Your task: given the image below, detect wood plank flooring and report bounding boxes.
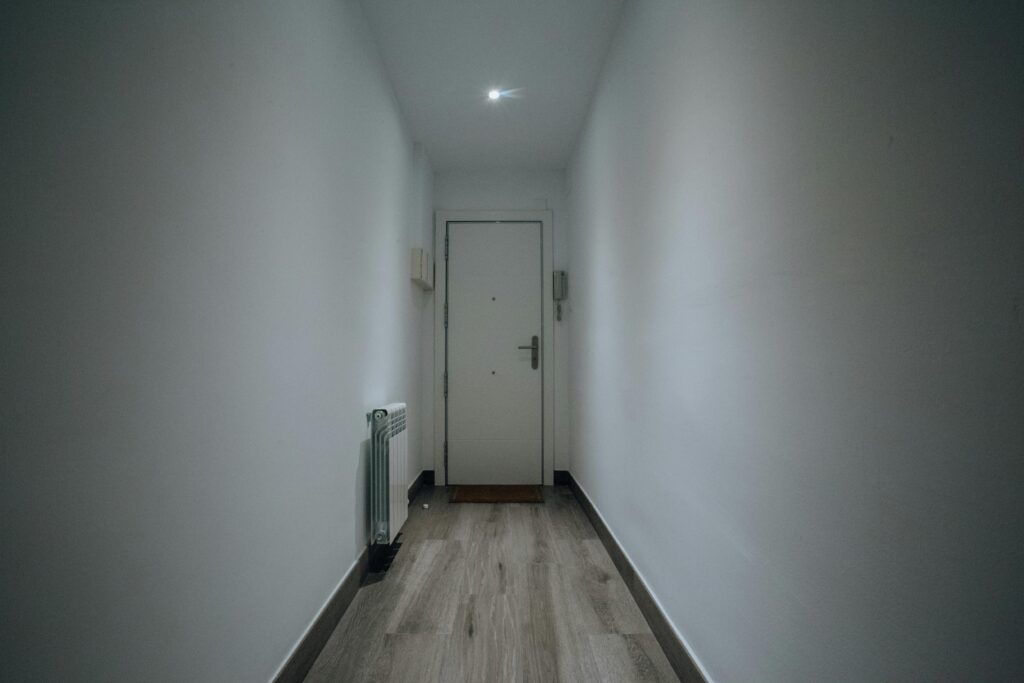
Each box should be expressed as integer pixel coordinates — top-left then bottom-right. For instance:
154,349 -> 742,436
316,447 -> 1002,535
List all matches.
304,486 -> 678,683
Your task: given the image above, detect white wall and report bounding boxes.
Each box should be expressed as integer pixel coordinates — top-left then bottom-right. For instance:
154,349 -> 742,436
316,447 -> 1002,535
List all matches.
413,149 -> 437,478
568,1 -> 1024,681
434,171 -> 571,470
0,2 -> 432,681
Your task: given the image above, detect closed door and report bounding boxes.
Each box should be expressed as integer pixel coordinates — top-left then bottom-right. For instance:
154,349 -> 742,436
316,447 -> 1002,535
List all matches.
446,222 -> 542,484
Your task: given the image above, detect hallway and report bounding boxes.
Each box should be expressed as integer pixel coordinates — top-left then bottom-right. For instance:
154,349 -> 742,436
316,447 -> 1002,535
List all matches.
305,487 -> 677,682
2,1 -> 1022,681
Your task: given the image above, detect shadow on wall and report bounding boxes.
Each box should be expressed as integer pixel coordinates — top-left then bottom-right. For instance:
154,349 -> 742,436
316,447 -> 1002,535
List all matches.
356,437 -> 370,549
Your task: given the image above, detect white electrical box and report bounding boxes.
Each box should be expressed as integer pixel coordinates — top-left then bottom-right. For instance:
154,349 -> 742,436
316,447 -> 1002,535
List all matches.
410,247 -> 434,290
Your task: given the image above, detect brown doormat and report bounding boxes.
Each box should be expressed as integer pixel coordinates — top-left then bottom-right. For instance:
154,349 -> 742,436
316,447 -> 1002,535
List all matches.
450,485 -> 544,504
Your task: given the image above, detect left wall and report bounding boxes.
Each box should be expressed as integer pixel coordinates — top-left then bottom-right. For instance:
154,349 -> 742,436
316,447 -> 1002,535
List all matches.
0,2 -> 432,681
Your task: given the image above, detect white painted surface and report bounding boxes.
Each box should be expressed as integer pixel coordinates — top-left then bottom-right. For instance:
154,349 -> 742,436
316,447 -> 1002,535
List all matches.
434,171 -> 571,471
409,247 -> 434,290
433,211 -> 554,486
377,403 -> 409,545
360,0 -> 625,170
405,146 -> 436,488
414,152 -> 437,481
447,223 -> 544,484
568,1 -> 1024,681
0,2 -> 432,681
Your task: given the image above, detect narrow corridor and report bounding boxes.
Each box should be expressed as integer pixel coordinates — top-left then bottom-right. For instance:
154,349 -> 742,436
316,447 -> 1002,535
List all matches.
3,2 -> 1021,680
306,488 -> 677,682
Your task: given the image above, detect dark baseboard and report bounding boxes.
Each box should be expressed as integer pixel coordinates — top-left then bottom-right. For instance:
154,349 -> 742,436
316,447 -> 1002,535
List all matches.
276,469 -> 437,682
407,469 -> 435,503
566,473 -> 707,683
273,546 -> 369,683
553,469 -> 571,486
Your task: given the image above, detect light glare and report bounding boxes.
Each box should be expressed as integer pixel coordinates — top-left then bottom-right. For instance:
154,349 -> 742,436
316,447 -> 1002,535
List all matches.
488,89 -> 501,100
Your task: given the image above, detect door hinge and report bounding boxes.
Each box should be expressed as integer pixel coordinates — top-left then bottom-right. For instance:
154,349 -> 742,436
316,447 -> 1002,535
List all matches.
443,441 -> 448,468
444,235 -> 449,260
443,301 -> 448,329
443,371 -> 448,398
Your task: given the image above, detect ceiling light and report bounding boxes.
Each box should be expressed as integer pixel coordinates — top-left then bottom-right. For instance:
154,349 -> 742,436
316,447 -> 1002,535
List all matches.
488,89 -> 501,100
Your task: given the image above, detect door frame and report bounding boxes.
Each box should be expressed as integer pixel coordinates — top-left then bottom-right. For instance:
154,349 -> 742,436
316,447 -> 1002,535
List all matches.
433,210 -> 554,486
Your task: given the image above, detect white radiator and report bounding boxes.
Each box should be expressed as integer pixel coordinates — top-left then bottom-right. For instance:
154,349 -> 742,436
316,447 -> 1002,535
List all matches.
370,403 -> 408,546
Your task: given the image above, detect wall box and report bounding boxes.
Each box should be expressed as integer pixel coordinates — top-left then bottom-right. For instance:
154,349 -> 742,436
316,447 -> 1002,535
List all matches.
410,247 -> 434,290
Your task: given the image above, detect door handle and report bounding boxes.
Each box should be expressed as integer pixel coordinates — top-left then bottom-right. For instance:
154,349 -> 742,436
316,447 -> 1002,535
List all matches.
517,335 -> 539,369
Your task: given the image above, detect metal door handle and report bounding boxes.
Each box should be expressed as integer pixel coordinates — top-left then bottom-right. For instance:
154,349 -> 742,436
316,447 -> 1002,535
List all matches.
517,335 -> 539,369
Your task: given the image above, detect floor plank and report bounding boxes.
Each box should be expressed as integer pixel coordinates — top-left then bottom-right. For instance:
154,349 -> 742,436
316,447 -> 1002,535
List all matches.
304,486 -> 679,682
589,633 -> 679,683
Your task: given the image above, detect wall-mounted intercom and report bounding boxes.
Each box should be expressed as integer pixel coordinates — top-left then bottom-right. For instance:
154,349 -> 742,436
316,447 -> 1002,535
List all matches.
553,270 -> 568,300
553,270 -> 568,320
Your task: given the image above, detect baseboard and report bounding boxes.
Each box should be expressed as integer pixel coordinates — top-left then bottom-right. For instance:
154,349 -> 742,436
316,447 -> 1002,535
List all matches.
553,469 -> 571,486
407,469 -> 435,503
565,473 -> 709,683
272,546 -> 369,683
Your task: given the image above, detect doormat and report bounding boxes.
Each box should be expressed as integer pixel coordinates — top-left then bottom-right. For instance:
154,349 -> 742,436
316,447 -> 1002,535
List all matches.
450,485 -> 544,504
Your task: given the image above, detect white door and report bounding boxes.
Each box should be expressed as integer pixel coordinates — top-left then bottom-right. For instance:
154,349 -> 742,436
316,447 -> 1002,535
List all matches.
447,222 -> 543,484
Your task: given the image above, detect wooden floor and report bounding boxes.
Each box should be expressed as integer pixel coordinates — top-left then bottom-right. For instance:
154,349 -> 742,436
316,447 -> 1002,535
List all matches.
305,486 -> 678,683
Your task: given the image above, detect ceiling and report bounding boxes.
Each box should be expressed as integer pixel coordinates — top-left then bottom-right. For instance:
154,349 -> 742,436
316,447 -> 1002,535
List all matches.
360,0 -> 626,171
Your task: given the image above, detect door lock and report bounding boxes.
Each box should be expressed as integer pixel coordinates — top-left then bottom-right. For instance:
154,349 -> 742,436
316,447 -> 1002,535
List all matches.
517,335 -> 539,369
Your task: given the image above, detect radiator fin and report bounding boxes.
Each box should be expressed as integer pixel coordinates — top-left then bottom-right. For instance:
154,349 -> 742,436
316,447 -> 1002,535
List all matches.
370,403 -> 408,546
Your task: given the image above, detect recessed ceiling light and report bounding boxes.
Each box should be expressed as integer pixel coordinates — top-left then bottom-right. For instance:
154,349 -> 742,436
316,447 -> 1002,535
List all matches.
488,89 -> 501,100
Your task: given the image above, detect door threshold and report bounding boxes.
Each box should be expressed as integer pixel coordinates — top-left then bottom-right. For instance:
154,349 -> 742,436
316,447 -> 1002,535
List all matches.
449,485 -> 544,504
